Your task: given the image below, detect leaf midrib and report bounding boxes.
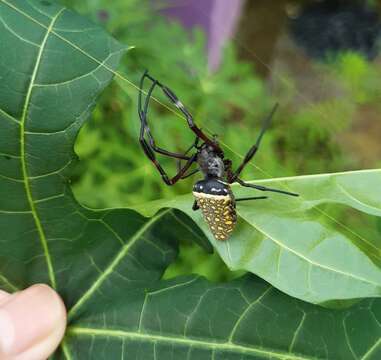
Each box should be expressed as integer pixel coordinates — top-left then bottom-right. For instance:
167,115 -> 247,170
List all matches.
67,209 -> 172,321
19,7 -> 65,289
361,338 -> 381,360
68,326 -> 320,360
237,168 -> 381,185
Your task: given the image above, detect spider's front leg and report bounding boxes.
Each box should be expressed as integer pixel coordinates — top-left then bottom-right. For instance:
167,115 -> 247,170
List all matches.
230,104 -> 278,182
143,72 -> 223,155
177,137 -> 200,179
146,143 -> 197,185
139,71 -> 200,185
139,72 -> 190,161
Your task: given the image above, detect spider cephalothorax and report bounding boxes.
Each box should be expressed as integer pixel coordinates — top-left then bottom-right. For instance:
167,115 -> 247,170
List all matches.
138,71 -> 299,241
197,144 -> 225,178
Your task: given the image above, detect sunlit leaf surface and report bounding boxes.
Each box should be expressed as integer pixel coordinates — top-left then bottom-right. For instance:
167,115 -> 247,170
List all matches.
0,1 -> 380,359
136,169 -> 381,305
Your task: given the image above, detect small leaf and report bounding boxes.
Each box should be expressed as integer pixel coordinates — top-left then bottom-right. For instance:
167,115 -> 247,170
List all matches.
135,169 -> 381,305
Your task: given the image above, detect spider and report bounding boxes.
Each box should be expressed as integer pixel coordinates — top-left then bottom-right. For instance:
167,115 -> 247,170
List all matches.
138,71 -> 299,241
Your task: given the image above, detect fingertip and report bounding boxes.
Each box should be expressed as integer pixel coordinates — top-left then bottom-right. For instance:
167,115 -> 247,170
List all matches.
0,290 -> 10,303
0,284 -> 67,360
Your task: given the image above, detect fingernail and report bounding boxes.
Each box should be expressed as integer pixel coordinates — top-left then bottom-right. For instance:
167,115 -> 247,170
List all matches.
0,284 -> 64,355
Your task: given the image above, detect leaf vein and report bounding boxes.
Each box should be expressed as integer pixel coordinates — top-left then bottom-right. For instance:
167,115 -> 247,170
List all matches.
0,13 -> 40,47
18,6 -> 65,289
360,338 -> 381,360
0,173 -> 24,182
67,209 -> 172,321
69,326 -> 320,360
0,273 -> 18,292
337,183 -> 381,214
289,310 -> 307,352
239,214 -> 381,289
228,286 -> 272,342
0,107 -> 20,124
343,313 -> 359,360
33,48 -> 125,87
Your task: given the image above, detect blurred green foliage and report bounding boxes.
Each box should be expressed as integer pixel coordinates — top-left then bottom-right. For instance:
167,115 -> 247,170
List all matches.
63,0 -> 380,281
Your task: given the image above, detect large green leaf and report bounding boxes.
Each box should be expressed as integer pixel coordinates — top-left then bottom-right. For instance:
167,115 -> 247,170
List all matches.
135,169 -> 381,305
63,274 -> 381,360
1,1 -> 381,359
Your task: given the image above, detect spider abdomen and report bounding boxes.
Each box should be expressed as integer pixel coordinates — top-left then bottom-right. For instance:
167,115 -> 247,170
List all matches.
193,179 -> 237,241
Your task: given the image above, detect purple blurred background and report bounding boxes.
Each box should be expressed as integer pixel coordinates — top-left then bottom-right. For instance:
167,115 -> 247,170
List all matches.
160,0 -> 244,70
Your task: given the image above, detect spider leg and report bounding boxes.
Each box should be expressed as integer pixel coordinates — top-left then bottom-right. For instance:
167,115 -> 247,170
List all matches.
177,137 -> 200,179
229,104 -> 278,182
141,140 -> 197,185
144,72 -> 223,154
180,168 -> 200,179
140,119 -> 198,185
235,178 -> 299,197
139,72 -> 200,185
139,71 -> 190,160
192,200 -> 200,211
167,153 -> 199,185
235,196 -> 268,202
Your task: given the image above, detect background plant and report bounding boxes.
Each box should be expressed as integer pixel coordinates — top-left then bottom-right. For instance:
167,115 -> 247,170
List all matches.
62,0 -> 381,281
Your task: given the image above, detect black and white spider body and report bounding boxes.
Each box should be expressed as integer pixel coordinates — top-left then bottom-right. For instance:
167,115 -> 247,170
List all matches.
138,71 -> 299,241
191,145 -> 236,240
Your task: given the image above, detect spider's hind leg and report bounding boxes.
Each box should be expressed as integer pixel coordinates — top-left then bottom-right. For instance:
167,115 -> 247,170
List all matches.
143,72 -> 223,154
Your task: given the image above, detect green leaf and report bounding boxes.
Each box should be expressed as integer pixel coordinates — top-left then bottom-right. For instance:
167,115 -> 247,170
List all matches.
0,0 -> 128,290
1,1 -> 381,359
63,274 -> 381,360
135,169 -> 381,306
